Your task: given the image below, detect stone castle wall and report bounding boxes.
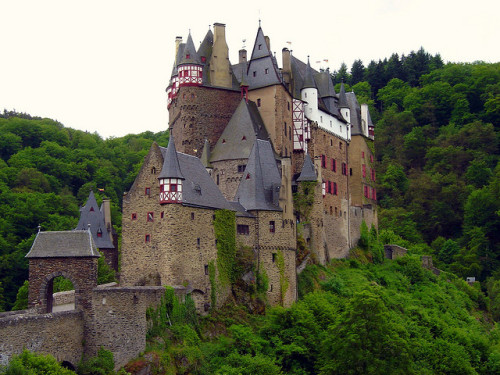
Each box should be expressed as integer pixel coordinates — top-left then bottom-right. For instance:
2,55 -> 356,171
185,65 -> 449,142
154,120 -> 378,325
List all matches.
211,158 -> 246,201
0,310 -> 84,368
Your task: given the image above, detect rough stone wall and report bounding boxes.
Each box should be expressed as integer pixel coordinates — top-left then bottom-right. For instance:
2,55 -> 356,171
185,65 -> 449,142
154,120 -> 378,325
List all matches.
236,216 -> 257,249
348,135 -> 376,207
100,247 -> 118,272
169,86 -> 241,158
28,257 -> 97,313
252,210 -> 296,307
211,158 -> 246,200
85,286 -> 164,369
384,244 -> 408,260
0,310 -> 84,368
349,205 -> 378,248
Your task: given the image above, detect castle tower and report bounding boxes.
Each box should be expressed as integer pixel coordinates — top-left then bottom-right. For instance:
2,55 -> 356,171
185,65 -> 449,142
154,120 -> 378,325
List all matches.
177,32 -> 203,87
301,57 -> 319,121
158,134 -> 184,204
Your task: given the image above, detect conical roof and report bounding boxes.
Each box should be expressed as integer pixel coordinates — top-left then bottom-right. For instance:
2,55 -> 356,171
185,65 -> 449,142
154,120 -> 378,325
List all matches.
197,28 -> 213,61
302,58 -> 316,89
159,133 -> 184,179
179,32 -> 202,65
200,139 -> 212,168
249,26 -> 271,60
297,154 -> 317,182
338,82 -> 349,108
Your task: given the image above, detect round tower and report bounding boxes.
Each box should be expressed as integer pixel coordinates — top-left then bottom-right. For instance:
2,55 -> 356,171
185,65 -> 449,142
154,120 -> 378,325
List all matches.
301,57 -> 319,121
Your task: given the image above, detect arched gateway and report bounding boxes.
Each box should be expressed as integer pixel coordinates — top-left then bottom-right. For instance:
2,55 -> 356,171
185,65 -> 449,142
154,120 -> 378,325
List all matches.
26,230 -> 100,313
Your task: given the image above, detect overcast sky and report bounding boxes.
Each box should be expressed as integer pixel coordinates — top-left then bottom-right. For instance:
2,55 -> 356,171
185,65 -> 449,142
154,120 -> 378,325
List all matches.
1,0 -> 499,139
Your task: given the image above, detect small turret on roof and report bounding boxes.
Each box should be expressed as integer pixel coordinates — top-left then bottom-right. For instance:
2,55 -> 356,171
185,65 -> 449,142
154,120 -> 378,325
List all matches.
159,133 -> 185,180
297,154 -> 317,182
302,57 -> 316,89
338,81 -> 349,108
26,230 -> 100,258
179,31 -> 202,66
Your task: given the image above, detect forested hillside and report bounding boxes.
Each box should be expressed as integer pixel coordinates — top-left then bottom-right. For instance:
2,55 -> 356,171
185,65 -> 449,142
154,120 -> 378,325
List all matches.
0,111 -> 169,309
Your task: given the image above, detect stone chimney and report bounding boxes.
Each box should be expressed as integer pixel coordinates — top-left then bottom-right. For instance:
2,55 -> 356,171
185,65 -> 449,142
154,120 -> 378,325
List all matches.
239,49 -> 247,63
175,36 -> 182,59
210,23 -> 232,88
282,48 -> 292,86
265,36 -> 271,51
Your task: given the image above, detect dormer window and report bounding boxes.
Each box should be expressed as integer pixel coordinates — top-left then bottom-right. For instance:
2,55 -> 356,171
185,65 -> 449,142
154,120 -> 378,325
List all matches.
97,228 -> 102,238
90,207 -> 94,212
201,56 -> 206,63
258,44 -> 262,50
186,54 -> 190,59
147,212 -> 154,222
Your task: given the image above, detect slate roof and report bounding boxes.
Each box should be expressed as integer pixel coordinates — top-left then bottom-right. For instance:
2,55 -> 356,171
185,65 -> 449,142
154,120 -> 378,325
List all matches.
26,230 -> 100,258
297,154 -> 317,182
158,133 -> 184,179
346,92 -> 362,135
302,59 -> 316,89
234,139 -> 282,212
338,82 -> 349,108
158,147 -> 232,210
200,139 -> 211,168
179,32 -> 202,66
75,191 -> 114,249
210,99 -> 269,162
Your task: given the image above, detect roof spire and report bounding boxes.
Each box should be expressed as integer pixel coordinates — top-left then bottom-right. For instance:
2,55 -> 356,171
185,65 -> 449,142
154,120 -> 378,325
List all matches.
338,81 -> 349,108
159,131 -> 184,180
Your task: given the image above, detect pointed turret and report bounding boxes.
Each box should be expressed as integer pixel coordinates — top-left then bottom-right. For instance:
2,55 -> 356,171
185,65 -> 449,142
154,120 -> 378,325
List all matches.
200,139 -> 212,169
338,81 -> 351,123
301,57 -> 319,120
178,31 -> 203,87
159,134 -> 184,204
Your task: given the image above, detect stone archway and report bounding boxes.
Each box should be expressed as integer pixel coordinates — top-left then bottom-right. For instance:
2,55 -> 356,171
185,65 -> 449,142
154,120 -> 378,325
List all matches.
39,270 -> 79,313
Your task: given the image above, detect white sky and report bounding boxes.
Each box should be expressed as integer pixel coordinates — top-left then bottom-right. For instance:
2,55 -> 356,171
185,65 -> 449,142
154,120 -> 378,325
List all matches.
1,0 -> 499,139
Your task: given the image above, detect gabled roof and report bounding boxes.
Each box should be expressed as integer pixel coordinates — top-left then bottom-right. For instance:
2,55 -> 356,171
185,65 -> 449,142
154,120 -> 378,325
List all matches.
234,139 -> 282,211
210,99 -> 269,162
75,191 -> 114,249
297,154 -> 317,182
244,26 -> 282,89
159,134 -> 184,180
26,230 -> 100,258
179,32 -> 202,66
158,147 -> 232,210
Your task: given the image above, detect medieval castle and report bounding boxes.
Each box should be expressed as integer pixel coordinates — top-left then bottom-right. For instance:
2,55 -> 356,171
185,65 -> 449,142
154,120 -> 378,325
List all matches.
0,22 -> 377,368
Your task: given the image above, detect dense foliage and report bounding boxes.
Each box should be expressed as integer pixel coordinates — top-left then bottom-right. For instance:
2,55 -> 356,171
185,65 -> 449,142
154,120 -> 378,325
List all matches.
0,110 -> 169,310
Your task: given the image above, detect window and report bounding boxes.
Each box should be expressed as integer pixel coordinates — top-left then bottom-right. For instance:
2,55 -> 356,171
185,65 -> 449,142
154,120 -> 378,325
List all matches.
370,154 -> 374,163
197,238 -> 200,247
161,211 -> 164,219
321,155 -> 326,168
284,126 -> 287,137
371,168 -> 376,181
362,151 -> 365,158
237,164 -> 246,173
186,54 -> 190,59
322,181 -> 326,196
257,98 -> 261,107
204,265 -> 209,275
147,212 -> 154,222
201,56 -> 206,63
364,185 -> 369,198
288,102 -> 290,110
145,234 -> 150,243
90,207 -> 94,212
151,167 -> 156,174
265,68 -> 269,74
253,71 -> 257,77
272,253 -> 276,262
237,224 -> 250,235
191,212 -> 195,220
145,187 -> 151,196
289,126 -> 291,140
333,182 -> 338,195
132,213 -> 137,220
170,184 -> 177,192
339,142 -> 342,150
258,44 -> 262,50
331,158 -> 336,172
246,173 -> 251,180
342,163 -> 347,175
97,228 -> 102,238
269,221 -> 275,233
216,174 -> 220,185
362,164 -> 366,178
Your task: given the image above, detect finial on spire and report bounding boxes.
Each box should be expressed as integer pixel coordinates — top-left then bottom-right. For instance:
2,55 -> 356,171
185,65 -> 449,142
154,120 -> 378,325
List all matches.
37,224 -> 41,232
